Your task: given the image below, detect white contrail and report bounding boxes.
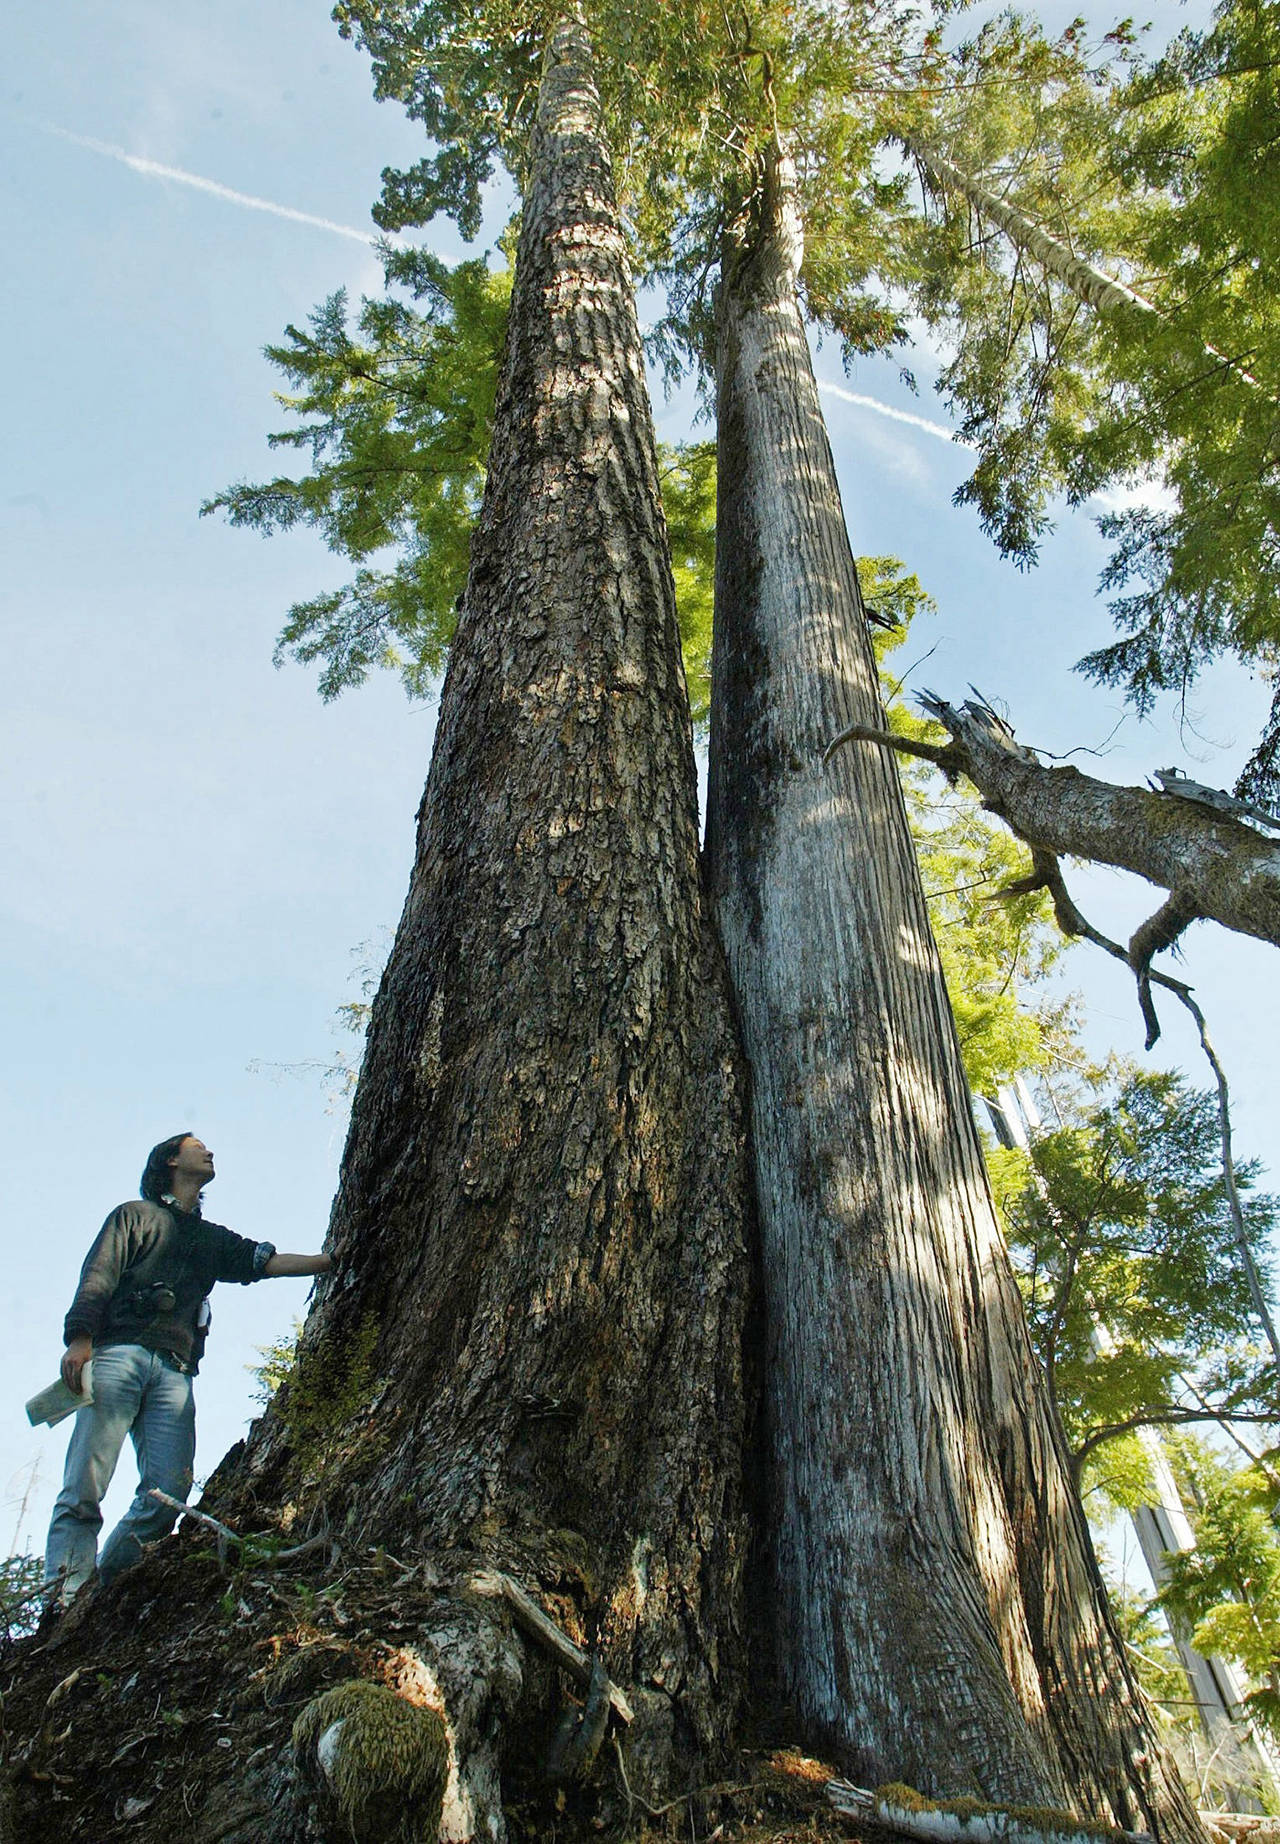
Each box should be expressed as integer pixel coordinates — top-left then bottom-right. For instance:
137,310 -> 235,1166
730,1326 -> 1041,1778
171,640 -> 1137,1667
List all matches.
47,126 -> 377,244
818,378 -> 974,449
820,375 -> 1177,515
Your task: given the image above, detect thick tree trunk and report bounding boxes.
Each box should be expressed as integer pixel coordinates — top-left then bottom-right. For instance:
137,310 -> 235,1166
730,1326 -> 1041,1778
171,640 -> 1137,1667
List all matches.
705,145 -> 1202,1840
220,6 -> 754,1809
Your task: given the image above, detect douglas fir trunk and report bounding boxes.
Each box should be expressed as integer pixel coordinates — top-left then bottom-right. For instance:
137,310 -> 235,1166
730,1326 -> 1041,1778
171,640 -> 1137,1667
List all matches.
210,14 -> 755,1830
705,146 -> 1203,1842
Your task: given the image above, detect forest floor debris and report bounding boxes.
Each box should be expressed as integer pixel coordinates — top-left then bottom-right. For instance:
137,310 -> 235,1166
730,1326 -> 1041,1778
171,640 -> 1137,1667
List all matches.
0,1522 -> 864,1843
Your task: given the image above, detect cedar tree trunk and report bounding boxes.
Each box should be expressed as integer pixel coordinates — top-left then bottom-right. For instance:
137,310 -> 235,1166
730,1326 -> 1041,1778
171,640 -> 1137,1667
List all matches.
704,145 -> 1203,1842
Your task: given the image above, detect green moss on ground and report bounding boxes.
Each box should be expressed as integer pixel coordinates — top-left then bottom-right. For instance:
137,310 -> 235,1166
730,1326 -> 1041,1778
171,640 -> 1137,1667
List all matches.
293,1677 -> 448,1843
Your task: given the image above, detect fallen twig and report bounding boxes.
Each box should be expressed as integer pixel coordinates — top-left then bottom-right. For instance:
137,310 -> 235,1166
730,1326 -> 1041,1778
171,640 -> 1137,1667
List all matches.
147,1491 -> 338,1569
826,1781 -> 1152,1844
609,1736 -> 763,1826
469,1567 -> 633,1723
148,1489 -> 240,1563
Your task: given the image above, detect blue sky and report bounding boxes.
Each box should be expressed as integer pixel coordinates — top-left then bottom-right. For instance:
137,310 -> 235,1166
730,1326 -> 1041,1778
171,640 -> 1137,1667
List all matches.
4,0 -> 1273,1567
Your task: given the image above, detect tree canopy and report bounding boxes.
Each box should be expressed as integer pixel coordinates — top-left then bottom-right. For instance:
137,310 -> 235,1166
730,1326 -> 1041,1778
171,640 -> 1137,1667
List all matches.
211,0 -> 1280,805
907,0 -> 1280,798
994,1066 -> 1279,1490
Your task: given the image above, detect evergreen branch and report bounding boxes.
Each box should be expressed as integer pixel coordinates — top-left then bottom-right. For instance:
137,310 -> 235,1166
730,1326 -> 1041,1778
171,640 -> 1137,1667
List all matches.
906,138 -> 1269,398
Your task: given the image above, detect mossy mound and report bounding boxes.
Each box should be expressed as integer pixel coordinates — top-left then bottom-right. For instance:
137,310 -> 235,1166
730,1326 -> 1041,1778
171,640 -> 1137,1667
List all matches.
293,1677 -> 448,1844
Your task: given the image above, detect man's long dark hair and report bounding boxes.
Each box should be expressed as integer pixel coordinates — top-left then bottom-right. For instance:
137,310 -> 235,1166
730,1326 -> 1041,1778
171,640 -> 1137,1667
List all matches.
140,1133 -> 195,1205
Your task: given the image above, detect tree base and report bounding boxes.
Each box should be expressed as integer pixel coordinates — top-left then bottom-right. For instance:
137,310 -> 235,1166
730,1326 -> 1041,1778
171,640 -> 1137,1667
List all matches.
0,1526 -> 877,1844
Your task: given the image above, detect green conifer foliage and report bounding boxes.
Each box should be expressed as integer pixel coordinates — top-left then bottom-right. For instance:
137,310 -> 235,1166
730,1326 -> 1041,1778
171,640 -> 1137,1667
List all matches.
203,251 -> 510,698
1159,1438 -> 1280,1743
904,0 -> 1280,798
995,1068 -> 1279,1492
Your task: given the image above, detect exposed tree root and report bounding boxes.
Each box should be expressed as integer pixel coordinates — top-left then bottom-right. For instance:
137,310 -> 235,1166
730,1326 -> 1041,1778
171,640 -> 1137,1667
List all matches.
0,1524 -> 866,1844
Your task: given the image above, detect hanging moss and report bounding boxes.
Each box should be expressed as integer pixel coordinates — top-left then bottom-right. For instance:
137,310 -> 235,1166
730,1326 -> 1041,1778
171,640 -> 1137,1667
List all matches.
293,1678 -> 448,1844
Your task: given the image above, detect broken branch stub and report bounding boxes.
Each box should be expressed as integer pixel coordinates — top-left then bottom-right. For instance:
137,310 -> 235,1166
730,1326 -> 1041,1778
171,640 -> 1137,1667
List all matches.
468,1568 -> 634,1724
826,692 -> 1280,960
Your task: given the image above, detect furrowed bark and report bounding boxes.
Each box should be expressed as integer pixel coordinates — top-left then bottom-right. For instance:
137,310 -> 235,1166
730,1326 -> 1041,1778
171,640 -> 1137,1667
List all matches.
223,7 -> 755,1805
828,694 -> 1280,954
705,143 -> 1202,1840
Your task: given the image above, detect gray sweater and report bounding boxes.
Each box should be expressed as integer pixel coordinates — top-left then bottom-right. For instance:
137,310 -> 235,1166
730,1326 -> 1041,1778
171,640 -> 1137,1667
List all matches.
63,1199 -> 275,1372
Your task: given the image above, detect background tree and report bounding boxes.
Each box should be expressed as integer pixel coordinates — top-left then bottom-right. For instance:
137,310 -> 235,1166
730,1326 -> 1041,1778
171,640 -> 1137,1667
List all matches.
1160,1440 -> 1280,1747
903,0 -> 1280,800
994,1067 -> 1279,1487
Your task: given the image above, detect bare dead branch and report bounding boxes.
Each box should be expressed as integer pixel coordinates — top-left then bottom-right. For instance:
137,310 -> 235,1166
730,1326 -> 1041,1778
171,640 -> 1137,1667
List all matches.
148,1489 -> 239,1547
822,720 -> 958,773
1178,995 -> 1280,1371
992,855 -> 1280,1372
826,693 -> 1280,966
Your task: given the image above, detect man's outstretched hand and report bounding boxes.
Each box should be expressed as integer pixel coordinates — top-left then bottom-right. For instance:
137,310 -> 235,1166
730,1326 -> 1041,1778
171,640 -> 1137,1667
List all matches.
61,1337 -> 92,1394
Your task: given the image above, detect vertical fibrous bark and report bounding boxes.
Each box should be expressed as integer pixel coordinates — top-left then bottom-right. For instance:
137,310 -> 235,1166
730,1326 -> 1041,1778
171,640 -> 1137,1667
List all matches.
706,146 -> 1201,1841
242,12 -> 754,1771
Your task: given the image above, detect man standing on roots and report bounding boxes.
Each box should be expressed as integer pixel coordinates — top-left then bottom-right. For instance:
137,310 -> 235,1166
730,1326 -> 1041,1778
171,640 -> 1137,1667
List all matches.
44,1131 -> 331,1606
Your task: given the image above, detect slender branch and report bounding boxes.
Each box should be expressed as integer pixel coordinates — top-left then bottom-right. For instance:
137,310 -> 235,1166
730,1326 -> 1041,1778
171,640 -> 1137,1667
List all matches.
1178,995 -> 1280,1370
608,1736 -> 761,1826
1178,1373 -> 1280,1488
822,721 -> 958,772
148,1489 -> 239,1546
1006,853 -> 1280,1370
146,1490 -> 338,1568
1072,1407 -> 1280,1474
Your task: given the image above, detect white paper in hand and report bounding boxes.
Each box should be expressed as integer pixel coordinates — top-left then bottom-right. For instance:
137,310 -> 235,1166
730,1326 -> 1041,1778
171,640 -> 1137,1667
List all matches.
26,1359 -> 95,1429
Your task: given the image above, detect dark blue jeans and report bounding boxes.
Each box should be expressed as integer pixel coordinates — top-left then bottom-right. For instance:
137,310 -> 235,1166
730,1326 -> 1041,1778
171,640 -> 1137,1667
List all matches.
44,1344 -> 196,1601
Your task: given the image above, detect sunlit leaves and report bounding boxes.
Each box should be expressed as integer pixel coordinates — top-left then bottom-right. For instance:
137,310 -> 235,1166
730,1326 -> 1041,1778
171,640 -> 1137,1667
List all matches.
996,1066 -> 1279,1495
659,440 -> 716,724
903,0 -> 1280,798
1159,1440 -> 1280,1740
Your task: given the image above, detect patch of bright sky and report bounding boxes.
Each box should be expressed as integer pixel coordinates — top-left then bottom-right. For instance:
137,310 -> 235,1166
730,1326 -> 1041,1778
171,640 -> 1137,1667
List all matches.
3,0 -> 1273,1576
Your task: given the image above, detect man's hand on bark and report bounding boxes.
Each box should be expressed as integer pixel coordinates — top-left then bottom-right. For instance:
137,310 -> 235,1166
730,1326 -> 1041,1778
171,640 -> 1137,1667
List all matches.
61,1337 -> 92,1394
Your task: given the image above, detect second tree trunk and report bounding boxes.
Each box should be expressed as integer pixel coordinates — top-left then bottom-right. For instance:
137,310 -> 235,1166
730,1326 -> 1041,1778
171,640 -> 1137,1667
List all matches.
705,145 -> 1202,1842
